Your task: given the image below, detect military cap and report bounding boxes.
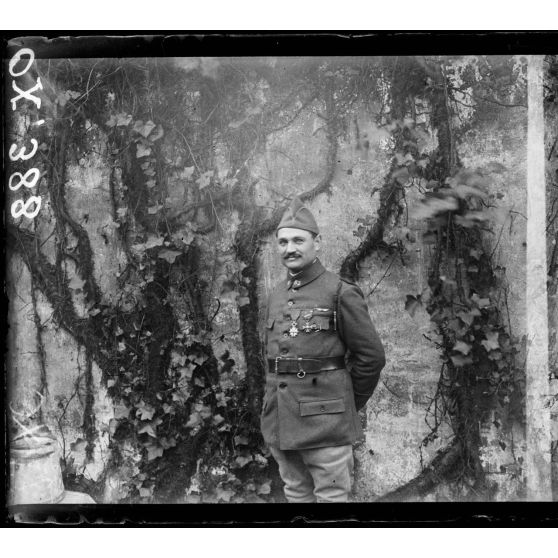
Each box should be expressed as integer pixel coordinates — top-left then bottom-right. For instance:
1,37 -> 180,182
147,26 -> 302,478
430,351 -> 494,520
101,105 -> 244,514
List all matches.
277,196 -> 319,235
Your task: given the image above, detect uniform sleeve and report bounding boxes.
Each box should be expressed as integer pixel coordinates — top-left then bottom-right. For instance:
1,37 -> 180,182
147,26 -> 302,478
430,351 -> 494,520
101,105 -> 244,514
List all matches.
338,282 -> 386,410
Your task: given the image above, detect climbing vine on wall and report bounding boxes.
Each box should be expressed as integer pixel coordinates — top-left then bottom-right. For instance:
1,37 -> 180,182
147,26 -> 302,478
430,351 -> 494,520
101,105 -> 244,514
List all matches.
7,54 -> 536,502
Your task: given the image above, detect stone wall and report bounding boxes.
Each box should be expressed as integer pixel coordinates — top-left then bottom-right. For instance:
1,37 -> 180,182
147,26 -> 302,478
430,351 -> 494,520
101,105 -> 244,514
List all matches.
7,54 -> 555,502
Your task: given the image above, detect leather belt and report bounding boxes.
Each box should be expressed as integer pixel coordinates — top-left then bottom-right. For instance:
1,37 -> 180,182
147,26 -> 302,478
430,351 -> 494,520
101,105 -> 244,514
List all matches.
267,356 -> 345,378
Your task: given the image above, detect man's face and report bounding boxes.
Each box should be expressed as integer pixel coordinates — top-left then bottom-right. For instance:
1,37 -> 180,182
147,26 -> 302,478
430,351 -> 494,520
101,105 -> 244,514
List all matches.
276,228 -> 321,273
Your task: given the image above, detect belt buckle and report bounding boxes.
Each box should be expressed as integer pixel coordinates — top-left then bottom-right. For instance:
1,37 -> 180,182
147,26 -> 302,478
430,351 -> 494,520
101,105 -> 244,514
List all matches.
275,356 -> 281,374
296,358 -> 306,379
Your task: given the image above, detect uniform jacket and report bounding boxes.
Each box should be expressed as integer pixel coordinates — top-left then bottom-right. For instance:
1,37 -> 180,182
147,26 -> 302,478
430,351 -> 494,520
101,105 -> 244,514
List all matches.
261,258 -> 386,450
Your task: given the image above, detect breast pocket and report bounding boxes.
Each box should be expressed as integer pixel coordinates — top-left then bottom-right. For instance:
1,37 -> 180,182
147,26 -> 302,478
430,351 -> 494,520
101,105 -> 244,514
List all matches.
301,309 -> 335,332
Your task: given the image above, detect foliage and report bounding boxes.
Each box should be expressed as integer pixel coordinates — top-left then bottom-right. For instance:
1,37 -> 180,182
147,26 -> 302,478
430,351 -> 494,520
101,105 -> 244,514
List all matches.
7,54 -> 534,502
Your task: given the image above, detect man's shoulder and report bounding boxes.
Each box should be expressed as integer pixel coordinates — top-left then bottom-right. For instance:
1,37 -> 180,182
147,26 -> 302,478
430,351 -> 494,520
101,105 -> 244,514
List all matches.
322,270 -> 359,289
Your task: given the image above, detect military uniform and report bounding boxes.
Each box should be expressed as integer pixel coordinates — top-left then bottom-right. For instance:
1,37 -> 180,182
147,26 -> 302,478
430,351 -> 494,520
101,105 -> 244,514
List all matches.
261,258 -> 386,451
261,197 -> 385,502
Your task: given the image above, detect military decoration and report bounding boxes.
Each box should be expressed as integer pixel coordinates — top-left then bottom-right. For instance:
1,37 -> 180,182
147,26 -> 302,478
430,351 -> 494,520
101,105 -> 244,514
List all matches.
288,321 -> 299,337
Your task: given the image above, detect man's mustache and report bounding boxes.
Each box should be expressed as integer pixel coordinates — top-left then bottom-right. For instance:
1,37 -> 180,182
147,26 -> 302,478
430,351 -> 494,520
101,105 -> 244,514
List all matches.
284,253 -> 300,259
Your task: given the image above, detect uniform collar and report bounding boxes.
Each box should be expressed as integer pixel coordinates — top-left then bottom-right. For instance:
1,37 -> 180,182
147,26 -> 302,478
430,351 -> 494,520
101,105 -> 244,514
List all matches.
285,258 -> 326,290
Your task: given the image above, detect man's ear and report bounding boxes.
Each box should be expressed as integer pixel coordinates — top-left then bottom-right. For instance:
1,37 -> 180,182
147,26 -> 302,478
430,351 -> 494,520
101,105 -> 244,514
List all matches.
314,234 -> 322,251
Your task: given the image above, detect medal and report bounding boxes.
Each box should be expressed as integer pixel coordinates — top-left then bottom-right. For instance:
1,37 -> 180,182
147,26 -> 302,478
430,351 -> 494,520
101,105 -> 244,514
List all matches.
287,309 -> 302,337
301,310 -> 315,334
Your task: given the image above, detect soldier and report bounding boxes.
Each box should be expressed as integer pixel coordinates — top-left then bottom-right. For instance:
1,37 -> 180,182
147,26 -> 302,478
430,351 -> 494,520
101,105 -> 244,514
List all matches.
261,197 -> 386,503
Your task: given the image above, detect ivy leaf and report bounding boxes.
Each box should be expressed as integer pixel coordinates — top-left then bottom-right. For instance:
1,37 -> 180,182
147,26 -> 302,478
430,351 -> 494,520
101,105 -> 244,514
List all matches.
137,418 -> 162,437
234,455 -> 253,468
454,211 -> 490,228
254,454 -> 268,466
453,341 -> 472,355
488,350 -> 503,361
148,124 -> 164,142
133,119 -> 156,138
185,411 -> 201,428
144,235 -> 165,250
216,486 -> 235,503
257,481 -> 271,495
136,143 -> 152,158
450,354 -> 473,367
196,170 -> 213,190
136,402 -> 156,421
57,91 -> 79,107
212,414 -> 225,426
238,296 -> 251,307
69,275 -> 86,291
457,308 -> 480,326
234,435 -> 250,446
178,363 -> 196,380
471,293 -> 490,308
158,249 -> 182,264
146,444 -> 164,461
109,418 -> 119,436
162,403 -> 175,415
116,113 -> 132,127
411,195 -> 459,220
171,350 -> 187,367
161,436 -> 177,450
105,115 -> 117,127
113,401 -> 130,419
481,330 -> 500,352
199,405 -> 212,419
179,166 -> 195,180
172,391 -> 187,404
392,167 -> 410,185
191,354 -> 208,366
453,184 -> 486,199
70,438 -> 87,452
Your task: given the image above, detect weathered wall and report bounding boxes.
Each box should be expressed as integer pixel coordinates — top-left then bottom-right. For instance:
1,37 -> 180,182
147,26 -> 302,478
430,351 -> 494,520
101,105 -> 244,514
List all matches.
7,54 -> 555,502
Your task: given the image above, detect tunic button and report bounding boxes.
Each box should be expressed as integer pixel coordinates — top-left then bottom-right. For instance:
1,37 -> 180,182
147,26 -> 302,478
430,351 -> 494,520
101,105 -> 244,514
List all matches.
320,405 -> 325,412
279,382 -> 287,389
288,301 -> 294,306
283,333 -> 289,338
294,280 -> 301,286
281,348 -> 288,355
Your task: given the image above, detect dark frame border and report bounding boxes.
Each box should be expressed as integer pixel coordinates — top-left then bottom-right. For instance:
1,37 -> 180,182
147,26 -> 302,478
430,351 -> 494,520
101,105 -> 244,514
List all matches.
3,30 -> 558,527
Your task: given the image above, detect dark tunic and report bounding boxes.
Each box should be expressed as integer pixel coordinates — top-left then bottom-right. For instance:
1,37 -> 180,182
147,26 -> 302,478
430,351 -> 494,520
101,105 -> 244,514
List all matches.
261,259 -> 386,450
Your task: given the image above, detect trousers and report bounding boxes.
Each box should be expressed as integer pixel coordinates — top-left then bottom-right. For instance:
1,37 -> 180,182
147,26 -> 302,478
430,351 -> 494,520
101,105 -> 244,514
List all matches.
269,444 -> 354,503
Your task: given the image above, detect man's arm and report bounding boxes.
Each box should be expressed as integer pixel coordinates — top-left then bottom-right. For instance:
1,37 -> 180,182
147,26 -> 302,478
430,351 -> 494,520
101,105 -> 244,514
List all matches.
338,281 -> 386,410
